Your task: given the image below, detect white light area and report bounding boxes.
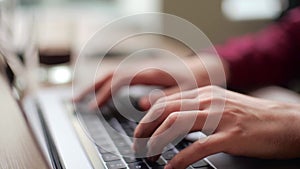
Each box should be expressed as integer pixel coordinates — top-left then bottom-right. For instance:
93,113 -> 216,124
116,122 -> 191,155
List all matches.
114,0 -> 163,35
222,0 -> 283,21
48,65 -> 71,84
116,0 -> 161,14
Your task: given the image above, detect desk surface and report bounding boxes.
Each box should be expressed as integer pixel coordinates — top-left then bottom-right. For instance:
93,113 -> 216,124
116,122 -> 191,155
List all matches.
0,75 -> 49,169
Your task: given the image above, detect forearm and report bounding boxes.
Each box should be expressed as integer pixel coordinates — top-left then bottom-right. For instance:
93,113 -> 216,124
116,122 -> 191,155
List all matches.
216,8 -> 300,90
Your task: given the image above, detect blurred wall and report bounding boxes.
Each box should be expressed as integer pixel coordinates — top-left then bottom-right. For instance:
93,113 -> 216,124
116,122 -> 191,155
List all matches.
163,0 -> 272,44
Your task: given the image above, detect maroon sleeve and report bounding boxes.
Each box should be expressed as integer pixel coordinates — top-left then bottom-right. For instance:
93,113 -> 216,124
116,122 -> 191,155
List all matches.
216,8 -> 300,90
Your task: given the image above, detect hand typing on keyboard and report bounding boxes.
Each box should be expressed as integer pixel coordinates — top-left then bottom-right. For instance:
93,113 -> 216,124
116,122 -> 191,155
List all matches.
74,55 -> 226,111
74,50 -> 300,169
133,86 -> 300,169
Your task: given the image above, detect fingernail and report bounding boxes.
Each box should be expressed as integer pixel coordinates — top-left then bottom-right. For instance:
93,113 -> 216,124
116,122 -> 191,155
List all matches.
139,97 -> 150,110
165,163 -> 173,169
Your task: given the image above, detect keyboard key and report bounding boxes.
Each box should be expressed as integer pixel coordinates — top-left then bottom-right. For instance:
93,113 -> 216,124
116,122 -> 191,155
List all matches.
109,133 -> 125,140
93,134 -> 107,140
158,157 -> 167,165
106,160 -> 127,169
147,165 -> 164,169
107,118 -> 124,133
162,150 -> 177,160
94,139 -> 112,147
98,146 -> 117,154
175,141 -> 190,151
118,146 -> 134,155
164,144 -> 175,151
128,161 -> 149,169
191,160 -> 209,168
123,156 -> 142,163
102,153 -> 121,162
123,127 -> 134,136
114,139 -> 129,148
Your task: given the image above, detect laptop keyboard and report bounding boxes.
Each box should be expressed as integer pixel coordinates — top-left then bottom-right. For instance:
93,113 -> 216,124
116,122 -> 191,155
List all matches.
75,101 -> 214,169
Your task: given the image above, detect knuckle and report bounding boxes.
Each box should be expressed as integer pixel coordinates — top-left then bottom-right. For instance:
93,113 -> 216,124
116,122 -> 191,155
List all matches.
149,102 -> 167,117
197,88 -> 224,100
150,102 -> 164,113
202,91 -> 211,98
162,101 -> 180,114
202,85 -> 220,91
194,139 -> 208,152
199,86 -> 210,93
210,96 -> 225,102
165,101 -> 176,111
194,96 -> 202,103
210,85 -> 221,90
155,97 -> 167,104
197,96 -> 211,104
144,102 -> 168,123
200,86 -> 224,97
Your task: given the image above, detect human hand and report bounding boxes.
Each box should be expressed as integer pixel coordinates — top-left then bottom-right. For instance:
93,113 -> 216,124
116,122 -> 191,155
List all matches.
74,54 -> 228,110
133,86 -> 300,169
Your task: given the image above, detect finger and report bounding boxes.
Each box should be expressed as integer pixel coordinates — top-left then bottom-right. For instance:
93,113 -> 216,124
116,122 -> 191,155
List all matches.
87,71 -> 155,109
88,78 -> 113,109
156,85 -> 220,104
147,110 -> 208,158
166,133 -> 227,169
139,88 -> 225,130
139,86 -> 181,110
157,86 -> 226,111
135,99 -> 200,137
130,69 -> 176,86
155,88 -> 201,104
133,99 -> 201,152
88,72 -> 137,109
87,69 -> 173,109
73,73 -> 113,102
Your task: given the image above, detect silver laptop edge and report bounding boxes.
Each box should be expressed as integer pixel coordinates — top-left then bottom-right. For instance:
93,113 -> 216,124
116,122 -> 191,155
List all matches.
23,88 -> 94,169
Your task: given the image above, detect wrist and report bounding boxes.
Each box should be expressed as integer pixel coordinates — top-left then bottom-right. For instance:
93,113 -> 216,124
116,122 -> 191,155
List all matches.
187,53 -> 230,87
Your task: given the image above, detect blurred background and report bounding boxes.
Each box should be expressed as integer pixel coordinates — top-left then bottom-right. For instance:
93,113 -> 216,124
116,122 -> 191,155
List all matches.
11,0 -> 297,47
1,0 -> 299,93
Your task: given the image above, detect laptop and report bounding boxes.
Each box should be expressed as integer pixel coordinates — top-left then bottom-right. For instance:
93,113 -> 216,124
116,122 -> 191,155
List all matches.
1,52 -> 300,169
